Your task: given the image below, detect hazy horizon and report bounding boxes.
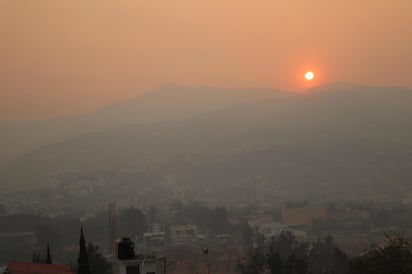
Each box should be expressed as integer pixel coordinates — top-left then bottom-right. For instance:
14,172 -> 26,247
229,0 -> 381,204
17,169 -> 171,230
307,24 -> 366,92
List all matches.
0,81 -> 401,123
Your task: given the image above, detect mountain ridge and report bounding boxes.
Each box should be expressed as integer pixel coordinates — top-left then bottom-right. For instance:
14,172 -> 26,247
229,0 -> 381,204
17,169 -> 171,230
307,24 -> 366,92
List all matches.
0,85 -> 287,166
2,83 -> 412,192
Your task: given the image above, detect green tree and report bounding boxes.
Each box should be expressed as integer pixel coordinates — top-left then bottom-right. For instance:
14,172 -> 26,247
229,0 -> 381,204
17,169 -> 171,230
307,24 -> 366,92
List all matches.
308,235 -> 349,274
32,251 -> 41,263
87,243 -> 112,274
270,230 -> 296,260
210,207 -> 232,234
46,241 -> 52,264
238,220 -> 254,249
147,206 -> 159,223
77,227 -> 91,274
266,231 -> 309,274
117,207 -> 147,238
238,248 -> 265,274
351,233 -> 412,274
283,254 -> 308,274
267,247 -> 283,274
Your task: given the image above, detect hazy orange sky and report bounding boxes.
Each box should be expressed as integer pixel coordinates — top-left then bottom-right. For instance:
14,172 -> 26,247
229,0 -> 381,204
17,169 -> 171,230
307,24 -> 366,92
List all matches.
1,0 -> 411,121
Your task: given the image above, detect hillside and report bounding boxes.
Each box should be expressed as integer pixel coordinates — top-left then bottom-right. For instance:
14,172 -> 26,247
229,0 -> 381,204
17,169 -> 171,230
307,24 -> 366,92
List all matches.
0,85 -> 285,166
1,84 -> 412,204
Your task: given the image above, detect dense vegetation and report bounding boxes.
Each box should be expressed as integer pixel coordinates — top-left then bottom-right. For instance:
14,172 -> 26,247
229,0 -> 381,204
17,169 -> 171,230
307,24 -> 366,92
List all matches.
239,231 -> 412,274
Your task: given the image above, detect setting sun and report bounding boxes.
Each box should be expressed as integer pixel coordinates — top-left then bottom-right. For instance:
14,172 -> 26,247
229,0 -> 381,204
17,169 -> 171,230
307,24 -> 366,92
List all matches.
305,71 -> 315,81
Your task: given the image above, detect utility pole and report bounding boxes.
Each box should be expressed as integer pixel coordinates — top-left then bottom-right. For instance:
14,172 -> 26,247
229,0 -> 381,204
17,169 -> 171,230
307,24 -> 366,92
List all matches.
108,203 -> 117,273
203,247 -> 210,274
207,253 -> 210,274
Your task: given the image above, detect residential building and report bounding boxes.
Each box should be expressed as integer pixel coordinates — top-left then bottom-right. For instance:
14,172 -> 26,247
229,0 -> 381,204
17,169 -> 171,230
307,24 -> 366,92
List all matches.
281,207 -> 327,226
169,225 -> 197,244
144,224 -> 166,247
255,222 -> 288,238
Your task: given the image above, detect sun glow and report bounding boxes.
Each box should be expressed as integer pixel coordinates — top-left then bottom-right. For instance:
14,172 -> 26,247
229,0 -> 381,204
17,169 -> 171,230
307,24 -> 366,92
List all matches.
305,71 -> 314,81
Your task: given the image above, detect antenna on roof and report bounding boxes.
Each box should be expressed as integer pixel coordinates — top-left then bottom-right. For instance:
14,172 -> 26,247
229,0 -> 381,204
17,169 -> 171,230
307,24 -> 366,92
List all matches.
108,203 -> 117,271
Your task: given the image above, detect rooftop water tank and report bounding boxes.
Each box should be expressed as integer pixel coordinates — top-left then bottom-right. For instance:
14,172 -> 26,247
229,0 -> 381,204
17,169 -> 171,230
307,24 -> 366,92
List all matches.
116,237 -> 135,260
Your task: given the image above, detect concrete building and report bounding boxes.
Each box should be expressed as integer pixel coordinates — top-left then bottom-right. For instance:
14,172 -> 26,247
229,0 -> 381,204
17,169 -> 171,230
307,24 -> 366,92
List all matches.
143,224 -> 166,247
169,224 -> 197,244
255,222 -> 289,238
281,207 -> 327,226
247,214 -> 276,227
117,256 -> 161,274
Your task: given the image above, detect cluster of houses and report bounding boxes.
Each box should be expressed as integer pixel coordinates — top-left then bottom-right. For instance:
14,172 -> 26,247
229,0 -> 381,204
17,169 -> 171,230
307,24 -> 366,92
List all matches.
143,206 -> 369,248
142,223 -> 202,248
0,205 -> 375,274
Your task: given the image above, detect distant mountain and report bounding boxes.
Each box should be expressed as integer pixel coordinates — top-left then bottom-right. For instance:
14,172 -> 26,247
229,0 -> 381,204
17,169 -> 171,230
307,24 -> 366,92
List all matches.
0,85 -> 286,166
2,83 -> 412,196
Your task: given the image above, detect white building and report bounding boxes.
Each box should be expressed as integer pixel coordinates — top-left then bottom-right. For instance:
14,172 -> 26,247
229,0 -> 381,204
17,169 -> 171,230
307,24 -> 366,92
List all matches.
117,256 -> 162,274
255,222 -> 289,238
